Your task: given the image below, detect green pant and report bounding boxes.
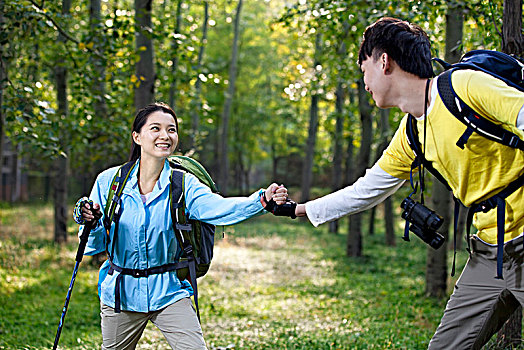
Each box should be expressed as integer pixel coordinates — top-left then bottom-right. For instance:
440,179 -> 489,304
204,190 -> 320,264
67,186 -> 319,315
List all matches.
428,235 -> 524,350
100,298 -> 207,350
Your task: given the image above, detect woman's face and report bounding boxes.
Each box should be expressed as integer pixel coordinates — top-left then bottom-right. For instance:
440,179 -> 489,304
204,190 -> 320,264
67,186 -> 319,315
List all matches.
132,111 -> 178,161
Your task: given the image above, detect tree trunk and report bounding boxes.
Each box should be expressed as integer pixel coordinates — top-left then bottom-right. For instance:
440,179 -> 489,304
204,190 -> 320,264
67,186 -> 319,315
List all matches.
328,79 -> 345,233
54,0 -> 72,243
425,181 -> 452,297
454,202 -> 467,250
0,0 -> 6,201
218,0 -> 242,195
189,1 -> 209,151
90,0 -> 108,118
300,32 -> 322,203
368,108 -> 393,240
384,199 -> 395,246
502,0 -> 523,55
425,1 -> 463,296
88,0 -> 107,185
347,80 -> 372,257
379,109 -> 395,246
368,207 -> 376,236
134,0 -> 155,111
498,0 -> 523,344
168,0 -> 183,109
343,92 -> 355,240
444,4 -> 464,64
329,21 -> 349,234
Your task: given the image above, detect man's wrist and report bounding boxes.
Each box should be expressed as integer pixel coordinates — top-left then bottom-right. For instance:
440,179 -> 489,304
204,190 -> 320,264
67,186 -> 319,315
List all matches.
295,203 -> 306,217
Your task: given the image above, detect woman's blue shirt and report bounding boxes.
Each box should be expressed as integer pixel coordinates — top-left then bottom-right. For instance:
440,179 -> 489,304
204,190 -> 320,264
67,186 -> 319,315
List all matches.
80,159 -> 265,312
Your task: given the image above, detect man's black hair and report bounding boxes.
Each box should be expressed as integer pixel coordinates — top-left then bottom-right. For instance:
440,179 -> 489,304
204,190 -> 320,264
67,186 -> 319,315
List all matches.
358,17 -> 434,79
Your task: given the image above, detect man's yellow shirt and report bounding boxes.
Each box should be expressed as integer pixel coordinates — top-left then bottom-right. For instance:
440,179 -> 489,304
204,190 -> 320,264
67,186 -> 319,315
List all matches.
378,70 -> 524,244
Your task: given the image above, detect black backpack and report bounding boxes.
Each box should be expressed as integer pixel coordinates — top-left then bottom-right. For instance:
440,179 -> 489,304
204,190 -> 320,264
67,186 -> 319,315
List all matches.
103,155 -> 218,319
406,50 -> 524,279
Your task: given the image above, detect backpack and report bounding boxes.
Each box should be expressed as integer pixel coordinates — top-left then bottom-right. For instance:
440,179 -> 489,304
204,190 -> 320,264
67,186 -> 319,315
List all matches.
406,50 -> 524,279
102,155 -> 219,319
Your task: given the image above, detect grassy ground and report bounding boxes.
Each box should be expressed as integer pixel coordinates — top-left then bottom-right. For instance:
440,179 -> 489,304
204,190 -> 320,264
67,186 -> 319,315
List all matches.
0,201 -> 497,349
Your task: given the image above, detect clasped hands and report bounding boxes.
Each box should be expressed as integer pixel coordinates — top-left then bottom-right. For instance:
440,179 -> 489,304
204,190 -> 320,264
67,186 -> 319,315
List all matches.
262,184 -> 297,219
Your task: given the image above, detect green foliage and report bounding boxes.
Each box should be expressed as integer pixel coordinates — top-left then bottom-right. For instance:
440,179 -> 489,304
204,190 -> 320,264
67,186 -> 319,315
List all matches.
2,0 -> 508,194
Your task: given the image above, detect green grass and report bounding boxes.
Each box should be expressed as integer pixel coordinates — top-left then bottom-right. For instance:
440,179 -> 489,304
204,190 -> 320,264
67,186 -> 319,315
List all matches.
0,201 -> 504,349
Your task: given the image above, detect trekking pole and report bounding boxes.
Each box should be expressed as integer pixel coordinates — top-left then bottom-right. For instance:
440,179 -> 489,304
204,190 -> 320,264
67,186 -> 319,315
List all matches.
52,200 -> 100,350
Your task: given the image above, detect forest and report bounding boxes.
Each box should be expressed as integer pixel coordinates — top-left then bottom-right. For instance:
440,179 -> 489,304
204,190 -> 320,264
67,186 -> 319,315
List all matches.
1,0 -> 523,349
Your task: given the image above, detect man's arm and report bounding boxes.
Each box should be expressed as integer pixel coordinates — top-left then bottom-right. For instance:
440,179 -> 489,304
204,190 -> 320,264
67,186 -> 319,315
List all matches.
295,163 -> 405,227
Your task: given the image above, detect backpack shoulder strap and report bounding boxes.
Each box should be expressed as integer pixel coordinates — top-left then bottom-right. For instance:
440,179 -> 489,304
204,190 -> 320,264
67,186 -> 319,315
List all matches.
103,161 -> 135,260
406,114 -> 452,191
169,169 -> 191,232
103,161 -> 135,232
437,69 -> 524,151
169,168 -> 201,321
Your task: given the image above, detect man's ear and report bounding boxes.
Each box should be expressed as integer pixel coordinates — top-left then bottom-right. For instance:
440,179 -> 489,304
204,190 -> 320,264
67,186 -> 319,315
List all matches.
381,53 -> 393,74
132,131 -> 141,145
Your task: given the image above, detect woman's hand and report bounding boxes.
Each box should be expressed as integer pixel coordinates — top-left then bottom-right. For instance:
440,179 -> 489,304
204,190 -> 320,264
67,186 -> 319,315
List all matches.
265,183 -> 288,205
82,202 -> 102,222
73,197 -> 102,225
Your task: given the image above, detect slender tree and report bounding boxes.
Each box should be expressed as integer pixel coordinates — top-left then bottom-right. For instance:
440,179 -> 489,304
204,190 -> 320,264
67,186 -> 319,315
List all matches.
53,0 -> 72,243
425,1 -> 463,297
378,109 -> 395,246
329,20 -> 349,233
502,0 -> 523,55
347,80 -> 372,257
189,0 -> 209,151
134,0 -> 155,111
218,0 -> 243,195
168,0 -> 183,109
89,0 -> 108,120
0,0 -> 6,201
300,31 -> 322,203
497,0 -> 523,345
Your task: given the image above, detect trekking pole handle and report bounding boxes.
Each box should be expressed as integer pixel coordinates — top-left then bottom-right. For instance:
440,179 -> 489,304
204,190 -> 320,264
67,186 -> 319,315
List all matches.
75,199 -> 102,263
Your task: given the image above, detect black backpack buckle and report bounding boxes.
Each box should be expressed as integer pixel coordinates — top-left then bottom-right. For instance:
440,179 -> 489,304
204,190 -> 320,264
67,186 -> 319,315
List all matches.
132,269 -> 148,277
508,135 -> 520,148
183,245 -> 194,256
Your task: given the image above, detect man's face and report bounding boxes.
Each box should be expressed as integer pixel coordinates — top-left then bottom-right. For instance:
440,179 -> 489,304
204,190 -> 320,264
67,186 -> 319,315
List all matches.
360,54 -> 391,108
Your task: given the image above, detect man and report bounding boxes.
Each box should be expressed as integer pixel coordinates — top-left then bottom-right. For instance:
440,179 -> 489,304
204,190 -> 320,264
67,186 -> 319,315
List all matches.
293,17 -> 524,349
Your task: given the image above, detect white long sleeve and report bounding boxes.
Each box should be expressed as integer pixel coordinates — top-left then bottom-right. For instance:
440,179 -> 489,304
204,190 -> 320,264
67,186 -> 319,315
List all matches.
518,105 -> 524,130
305,163 -> 405,227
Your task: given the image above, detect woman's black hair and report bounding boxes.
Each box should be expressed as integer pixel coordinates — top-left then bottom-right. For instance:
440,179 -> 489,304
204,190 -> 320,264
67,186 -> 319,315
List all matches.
358,17 -> 434,79
128,102 -> 179,162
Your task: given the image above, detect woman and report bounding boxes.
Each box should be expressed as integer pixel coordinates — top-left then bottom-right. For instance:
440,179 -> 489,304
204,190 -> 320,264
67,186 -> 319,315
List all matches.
77,102 -> 287,349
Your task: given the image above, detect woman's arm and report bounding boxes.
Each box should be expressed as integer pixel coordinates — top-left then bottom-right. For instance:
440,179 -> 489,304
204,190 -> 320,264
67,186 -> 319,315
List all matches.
183,174 -> 284,226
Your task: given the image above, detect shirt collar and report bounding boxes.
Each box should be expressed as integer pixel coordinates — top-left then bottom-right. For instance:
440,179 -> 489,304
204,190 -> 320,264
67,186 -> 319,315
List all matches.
123,158 -> 172,203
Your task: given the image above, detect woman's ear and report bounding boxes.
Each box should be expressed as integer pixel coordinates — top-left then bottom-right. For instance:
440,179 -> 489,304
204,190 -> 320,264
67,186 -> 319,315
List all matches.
132,131 -> 141,145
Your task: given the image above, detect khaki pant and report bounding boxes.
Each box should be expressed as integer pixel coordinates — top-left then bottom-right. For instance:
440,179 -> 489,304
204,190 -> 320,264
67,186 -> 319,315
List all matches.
428,236 -> 524,350
100,298 -> 207,350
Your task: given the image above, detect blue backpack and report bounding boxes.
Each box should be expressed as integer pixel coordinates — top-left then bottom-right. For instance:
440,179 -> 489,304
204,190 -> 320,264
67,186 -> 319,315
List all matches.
406,50 -> 524,279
